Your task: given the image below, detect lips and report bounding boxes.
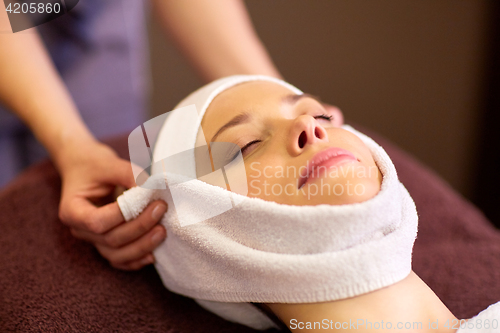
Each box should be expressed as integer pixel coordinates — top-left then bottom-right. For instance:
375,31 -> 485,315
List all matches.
298,147 -> 358,189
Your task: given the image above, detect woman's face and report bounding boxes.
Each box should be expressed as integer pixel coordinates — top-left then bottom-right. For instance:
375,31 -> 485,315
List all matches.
200,81 -> 382,206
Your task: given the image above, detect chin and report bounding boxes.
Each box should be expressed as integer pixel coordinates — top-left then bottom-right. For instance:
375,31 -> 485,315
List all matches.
336,179 -> 381,205
299,177 -> 381,206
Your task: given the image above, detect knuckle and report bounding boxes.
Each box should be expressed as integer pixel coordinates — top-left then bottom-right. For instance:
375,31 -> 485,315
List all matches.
85,214 -> 104,234
137,217 -> 151,235
69,228 -> 79,238
124,265 -> 138,271
108,255 -> 123,267
126,262 -> 142,271
142,239 -> 156,254
96,245 -> 119,266
95,244 -> 108,257
103,233 -> 120,248
84,220 -> 99,234
58,207 -> 70,224
109,261 -> 123,270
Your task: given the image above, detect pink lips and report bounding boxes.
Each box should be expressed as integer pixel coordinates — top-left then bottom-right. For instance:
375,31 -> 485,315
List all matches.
298,147 -> 358,189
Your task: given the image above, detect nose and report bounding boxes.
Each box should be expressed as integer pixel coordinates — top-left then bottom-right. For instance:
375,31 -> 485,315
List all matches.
288,115 -> 328,155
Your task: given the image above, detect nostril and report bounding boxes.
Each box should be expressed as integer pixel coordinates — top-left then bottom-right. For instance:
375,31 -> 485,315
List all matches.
314,127 -> 323,139
298,131 -> 307,149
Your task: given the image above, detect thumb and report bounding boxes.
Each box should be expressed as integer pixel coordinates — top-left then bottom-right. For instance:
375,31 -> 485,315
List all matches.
107,158 -> 139,189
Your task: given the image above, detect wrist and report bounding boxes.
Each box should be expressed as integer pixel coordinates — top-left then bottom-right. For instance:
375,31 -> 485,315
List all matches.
51,129 -> 100,174
21,100 -> 98,172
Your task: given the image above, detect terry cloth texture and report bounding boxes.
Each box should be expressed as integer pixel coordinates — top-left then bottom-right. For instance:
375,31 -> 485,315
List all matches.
456,301 -> 500,332
119,75 -> 418,329
117,124 -> 419,330
150,75 -> 302,180
1,128 -> 500,332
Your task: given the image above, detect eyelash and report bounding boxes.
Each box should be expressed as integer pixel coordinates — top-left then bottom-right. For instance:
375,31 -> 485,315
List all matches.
315,114 -> 333,121
240,114 -> 334,155
241,139 -> 261,154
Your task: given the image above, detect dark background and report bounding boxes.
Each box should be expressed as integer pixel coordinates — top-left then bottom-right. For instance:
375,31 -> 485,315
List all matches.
473,0 -> 500,227
147,0 -> 500,227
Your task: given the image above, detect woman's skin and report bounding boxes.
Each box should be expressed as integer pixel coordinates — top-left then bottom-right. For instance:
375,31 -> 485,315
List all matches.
201,81 -> 460,332
201,81 -> 376,206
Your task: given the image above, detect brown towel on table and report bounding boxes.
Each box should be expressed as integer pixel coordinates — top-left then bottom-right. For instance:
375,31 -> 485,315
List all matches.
1,126 -> 500,332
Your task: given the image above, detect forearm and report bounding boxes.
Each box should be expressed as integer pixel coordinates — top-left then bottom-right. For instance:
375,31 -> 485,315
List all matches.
0,5 -> 95,171
152,0 -> 281,81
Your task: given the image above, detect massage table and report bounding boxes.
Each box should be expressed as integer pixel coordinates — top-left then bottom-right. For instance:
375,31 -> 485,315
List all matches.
1,126 -> 500,332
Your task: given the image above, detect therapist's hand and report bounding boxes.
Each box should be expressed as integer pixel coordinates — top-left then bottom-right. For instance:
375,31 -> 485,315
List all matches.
57,140 -> 167,271
1,0 -> 166,270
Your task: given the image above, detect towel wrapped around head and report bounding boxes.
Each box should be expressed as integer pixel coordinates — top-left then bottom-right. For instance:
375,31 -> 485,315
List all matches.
117,75 -> 419,330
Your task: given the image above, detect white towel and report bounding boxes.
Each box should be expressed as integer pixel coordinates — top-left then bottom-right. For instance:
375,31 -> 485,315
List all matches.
117,75 -> 419,330
456,301 -> 500,333
118,125 -> 418,329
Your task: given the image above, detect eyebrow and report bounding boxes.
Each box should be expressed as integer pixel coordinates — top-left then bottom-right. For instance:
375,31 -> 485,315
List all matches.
210,93 -> 322,142
282,93 -> 322,105
210,112 -> 251,143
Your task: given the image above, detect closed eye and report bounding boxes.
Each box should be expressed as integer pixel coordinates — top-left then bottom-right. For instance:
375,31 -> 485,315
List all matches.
232,114 -> 332,160
314,114 -> 333,121
239,115 -> 330,157
241,139 -> 261,155
222,139 -> 262,164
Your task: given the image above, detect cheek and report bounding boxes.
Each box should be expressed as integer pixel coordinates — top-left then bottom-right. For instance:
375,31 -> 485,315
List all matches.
327,129 -> 374,162
245,157 -> 284,186
337,167 -> 381,204
244,156 -> 300,202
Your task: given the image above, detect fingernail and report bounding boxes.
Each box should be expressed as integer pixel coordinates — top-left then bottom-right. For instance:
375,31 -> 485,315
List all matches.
152,203 -> 167,221
151,230 -> 165,245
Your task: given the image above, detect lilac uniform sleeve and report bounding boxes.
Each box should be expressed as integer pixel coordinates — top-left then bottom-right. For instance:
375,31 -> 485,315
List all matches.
0,0 -> 150,187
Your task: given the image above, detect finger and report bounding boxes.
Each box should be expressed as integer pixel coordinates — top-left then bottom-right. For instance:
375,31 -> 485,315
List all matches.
105,158 -> 138,189
112,254 -> 155,271
103,201 -> 167,248
98,225 -> 166,265
71,201 -> 167,248
70,227 -> 100,243
61,198 -> 125,234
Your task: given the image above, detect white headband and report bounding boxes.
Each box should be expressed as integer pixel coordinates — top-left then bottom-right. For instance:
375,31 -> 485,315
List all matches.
151,75 -> 302,179
118,75 -> 418,330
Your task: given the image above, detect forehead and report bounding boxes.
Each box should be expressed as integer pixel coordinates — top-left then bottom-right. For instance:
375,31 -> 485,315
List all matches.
201,81 -> 296,138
